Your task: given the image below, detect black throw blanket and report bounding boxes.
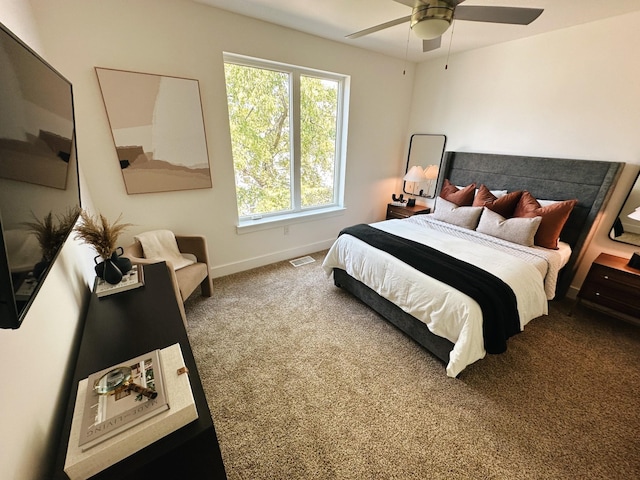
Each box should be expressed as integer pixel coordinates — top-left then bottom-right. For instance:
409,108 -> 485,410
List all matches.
340,224 -> 521,354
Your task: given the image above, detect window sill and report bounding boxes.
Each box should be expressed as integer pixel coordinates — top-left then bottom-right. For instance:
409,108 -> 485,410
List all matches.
236,206 -> 346,235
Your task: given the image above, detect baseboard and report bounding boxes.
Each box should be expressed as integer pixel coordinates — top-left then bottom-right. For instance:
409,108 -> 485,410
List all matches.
210,239 -> 335,278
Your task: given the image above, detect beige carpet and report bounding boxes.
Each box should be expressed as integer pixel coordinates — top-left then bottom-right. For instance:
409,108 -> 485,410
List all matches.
185,251 -> 640,479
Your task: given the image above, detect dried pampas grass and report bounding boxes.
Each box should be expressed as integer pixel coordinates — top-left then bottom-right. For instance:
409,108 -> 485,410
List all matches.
74,209 -> 132,259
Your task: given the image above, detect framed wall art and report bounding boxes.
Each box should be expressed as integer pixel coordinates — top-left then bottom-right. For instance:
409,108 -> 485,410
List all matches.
95,67 -> 212,194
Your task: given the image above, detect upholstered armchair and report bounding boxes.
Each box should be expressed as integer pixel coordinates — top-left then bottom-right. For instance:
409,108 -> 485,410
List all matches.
123,232 -> 213,326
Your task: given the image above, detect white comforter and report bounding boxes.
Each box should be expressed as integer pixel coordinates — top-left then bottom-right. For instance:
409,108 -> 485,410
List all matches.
322,216 -> 568,377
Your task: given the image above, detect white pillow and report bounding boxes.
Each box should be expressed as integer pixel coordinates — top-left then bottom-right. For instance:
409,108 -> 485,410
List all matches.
489,189 -> 508,198
432,198 -> 483,230
476,208 -> 542,246
457,186 -> 508,198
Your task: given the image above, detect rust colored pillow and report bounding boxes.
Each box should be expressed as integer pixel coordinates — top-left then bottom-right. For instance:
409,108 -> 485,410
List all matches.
439,179 -> 476,206
472,185 -> 523,218
513,191 -> 578,249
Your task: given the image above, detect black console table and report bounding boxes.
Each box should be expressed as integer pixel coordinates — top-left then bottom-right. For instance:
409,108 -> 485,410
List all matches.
51,262 -> 227,479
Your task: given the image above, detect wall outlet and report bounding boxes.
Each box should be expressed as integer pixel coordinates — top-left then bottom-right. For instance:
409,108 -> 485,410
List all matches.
284,225 -> 290,235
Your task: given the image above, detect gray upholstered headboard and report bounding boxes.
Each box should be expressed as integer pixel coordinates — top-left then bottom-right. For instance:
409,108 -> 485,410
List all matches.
438,151 -> 623,298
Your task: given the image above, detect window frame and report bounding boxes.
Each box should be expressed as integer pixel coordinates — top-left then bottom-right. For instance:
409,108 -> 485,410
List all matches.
223,53 -> 348,231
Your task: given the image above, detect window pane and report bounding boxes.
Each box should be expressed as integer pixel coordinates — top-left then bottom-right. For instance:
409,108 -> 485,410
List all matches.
300,76 -> 338,208
224,63 -> 291,217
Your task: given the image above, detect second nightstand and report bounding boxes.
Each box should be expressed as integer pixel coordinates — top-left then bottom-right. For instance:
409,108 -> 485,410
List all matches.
577,252 -> 640,325
386,203 -> 431,220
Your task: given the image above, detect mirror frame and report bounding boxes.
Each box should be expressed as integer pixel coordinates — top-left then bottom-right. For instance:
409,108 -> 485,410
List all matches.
403,134 -> 446,199
609,170 -> 640,246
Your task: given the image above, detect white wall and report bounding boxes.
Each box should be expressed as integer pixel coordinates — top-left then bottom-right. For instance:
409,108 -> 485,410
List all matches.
407,11 -> 640,295
29,0 -> 415,277
0,2 -> 95,479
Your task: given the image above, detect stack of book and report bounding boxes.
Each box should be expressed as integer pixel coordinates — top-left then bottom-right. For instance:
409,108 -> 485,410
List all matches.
93,264 -> 144,298
64,344 -> 198,480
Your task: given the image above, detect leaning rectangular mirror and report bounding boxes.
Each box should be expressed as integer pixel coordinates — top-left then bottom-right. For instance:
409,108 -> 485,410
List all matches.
610,171 -> 640,246
403,134 -> 446,199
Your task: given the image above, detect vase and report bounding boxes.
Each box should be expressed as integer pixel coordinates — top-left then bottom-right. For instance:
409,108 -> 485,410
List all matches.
112,247 -> 132,275
94,255 -> 124,285
102,259 -> 123,285
93,246 -> 132,285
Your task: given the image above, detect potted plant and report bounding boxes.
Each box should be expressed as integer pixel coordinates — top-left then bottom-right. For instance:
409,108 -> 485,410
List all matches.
74,209 -> 133,284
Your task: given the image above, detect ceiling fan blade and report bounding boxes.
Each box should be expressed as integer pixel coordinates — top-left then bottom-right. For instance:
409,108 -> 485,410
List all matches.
454,6 -> 543,25
346,15 -> 412,39
423,36 -> 442,52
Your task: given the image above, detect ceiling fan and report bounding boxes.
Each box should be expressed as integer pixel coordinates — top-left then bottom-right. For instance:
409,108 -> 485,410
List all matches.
346,0 -> 544,53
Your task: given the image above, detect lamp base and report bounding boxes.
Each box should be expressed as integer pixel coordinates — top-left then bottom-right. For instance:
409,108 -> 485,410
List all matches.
628,252 -> 640,270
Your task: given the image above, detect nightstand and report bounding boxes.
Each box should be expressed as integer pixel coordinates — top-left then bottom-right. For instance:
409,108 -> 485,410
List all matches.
386,203 -> 431,220
577,253 -> 640,325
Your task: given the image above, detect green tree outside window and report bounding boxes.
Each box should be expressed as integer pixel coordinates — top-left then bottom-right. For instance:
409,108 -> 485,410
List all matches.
224,56 -> 345,219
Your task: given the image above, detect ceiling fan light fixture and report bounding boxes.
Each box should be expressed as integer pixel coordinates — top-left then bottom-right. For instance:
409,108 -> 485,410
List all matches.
412,18 -> 450,40
411,4 -> 454,40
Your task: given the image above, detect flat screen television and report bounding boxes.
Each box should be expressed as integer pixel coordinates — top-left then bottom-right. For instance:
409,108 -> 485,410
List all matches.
0,21 -> 81,329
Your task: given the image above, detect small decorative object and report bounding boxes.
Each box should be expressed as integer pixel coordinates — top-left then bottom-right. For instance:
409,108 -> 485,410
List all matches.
113,247 -> 132,274
94,365 -> 158,399
628,252 -> 640,270
98,257 -> 123,285
74,210 -> 133,284
94,247 -> 132,282
22,207 -> 80,278
391,193 -> 406,206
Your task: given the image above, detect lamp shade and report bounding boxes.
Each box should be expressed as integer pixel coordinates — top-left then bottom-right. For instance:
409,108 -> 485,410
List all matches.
404,165 -> 426,182
423,164 -> 439,180
628,207 -> 640,221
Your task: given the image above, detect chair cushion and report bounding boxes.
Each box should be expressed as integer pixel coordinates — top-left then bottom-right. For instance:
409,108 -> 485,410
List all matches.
175,262 -> 208,300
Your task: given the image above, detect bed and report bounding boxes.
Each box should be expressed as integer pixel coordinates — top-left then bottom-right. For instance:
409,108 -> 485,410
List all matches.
323,151 -> 622,377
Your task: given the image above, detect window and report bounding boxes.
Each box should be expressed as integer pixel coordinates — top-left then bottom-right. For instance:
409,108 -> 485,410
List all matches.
223,54 -> 348,226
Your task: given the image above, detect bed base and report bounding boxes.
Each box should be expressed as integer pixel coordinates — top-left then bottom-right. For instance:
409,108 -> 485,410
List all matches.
333,268 -> 454,365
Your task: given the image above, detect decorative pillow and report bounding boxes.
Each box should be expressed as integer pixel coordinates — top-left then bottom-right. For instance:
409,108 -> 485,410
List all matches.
433,198 -> 483,230
513,191 -> 578,249
476,208 -> 542,246
440,179 -> 476,206
472,185 -> 523,218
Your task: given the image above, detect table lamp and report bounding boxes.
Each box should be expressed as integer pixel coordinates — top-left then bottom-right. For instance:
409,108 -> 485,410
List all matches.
404,165 -> 426,206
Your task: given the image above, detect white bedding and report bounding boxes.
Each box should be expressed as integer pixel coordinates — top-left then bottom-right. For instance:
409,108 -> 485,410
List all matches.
322,215 -> 570,377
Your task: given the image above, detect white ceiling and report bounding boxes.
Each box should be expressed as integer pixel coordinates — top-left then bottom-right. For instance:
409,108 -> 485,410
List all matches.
193,0 -> 640,63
